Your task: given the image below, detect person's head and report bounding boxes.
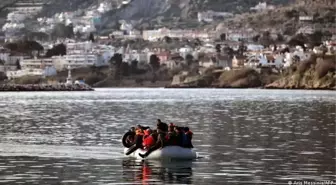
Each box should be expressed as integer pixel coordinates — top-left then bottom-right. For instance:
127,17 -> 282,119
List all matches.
136,124 -> 142,130
168,125 -> 174,132
157,119 -> 162,124
136,128 -> 143,135
144,129 -> 152,136
183,127 -> 189,132
174,126 -> 180,133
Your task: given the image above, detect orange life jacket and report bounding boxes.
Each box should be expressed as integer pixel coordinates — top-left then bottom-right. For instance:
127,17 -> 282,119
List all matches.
143,135 -> 155,149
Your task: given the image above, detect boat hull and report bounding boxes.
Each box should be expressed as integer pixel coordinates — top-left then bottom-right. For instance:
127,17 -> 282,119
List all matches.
124,146 -> 197,160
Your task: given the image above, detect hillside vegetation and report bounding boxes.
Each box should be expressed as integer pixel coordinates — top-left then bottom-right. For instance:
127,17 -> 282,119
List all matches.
266,54 -> 336,89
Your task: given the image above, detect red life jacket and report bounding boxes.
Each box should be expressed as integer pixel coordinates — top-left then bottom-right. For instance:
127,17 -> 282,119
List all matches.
142,135 -> 155,149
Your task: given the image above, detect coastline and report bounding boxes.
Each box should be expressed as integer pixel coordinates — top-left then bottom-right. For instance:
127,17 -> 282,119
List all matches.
93,85 -> 335,91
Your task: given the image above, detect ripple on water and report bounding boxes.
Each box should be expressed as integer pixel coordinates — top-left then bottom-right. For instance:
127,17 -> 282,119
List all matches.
0,89 -> 335,184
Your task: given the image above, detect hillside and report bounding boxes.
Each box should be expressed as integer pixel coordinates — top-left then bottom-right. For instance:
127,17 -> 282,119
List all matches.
1,0 -> 293,34
217,0 -> 336,33
266,54 -> 336,89
4,0 -> 335,36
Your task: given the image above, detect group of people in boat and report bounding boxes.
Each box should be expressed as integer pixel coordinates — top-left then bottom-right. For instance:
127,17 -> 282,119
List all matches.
125,119 -> 194,158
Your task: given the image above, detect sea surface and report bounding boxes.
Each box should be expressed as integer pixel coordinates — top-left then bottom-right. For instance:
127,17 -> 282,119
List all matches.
0,88 -> 335,185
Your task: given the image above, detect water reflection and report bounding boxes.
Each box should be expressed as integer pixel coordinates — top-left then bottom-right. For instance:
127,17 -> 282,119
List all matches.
121,159 -> 193,185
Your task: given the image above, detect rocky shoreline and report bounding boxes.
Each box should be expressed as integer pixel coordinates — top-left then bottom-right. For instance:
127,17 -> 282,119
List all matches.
165,84 -> 335,90
0,84 -> 94,91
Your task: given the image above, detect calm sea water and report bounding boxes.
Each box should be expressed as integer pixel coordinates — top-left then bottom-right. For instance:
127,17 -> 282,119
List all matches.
0,88 -> 335,185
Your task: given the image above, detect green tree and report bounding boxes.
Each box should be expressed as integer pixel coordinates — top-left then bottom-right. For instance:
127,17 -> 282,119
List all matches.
89,32 -> 95,42
252,34 -> 260,42
149,54 -> 160,71
130,60 -> 138,74
4,40 -> 44,56
45,43 -> 66,57
51,23 -> 73,38
215,44 -> 221,53
259,31 -> 273,47
308,31 -> 323,47
287,34 -> 307,51
220,33 -> 226,41
16,59 -> 21,70
109,53 -> 123,79
185,54 -> 194,66
238,42 -> 247,56
121,62 -> 130,76
163,36 -> 172,44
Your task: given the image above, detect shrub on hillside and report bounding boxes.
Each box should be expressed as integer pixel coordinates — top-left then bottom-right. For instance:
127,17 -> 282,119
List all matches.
0,72 -> 7,81
4,40 -> 44,55
219,68 -> 261,88
84,73 -> 106,86
315,57 -> 336,78
14,76 -> 42,84
297,55 -> 318,74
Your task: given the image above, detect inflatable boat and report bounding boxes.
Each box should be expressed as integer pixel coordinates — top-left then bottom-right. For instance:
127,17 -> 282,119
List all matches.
124,146 -> 197,160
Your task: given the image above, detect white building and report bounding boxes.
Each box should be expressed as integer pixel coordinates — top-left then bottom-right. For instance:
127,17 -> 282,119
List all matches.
66,41 -> 93,54
0,49 -> 10,62
142,28 -> 215,41
7,12 -> 27,22
250,2 -> 275,11
283,51 -> 311,68
198,44 -> 217,53
52,54 -> 97,71
258,54 -> 284,68
20,58 -> 54,69
198,12 -> 214,22
124,52 -> 148,63
247,44 -> 264,51
2,23 -> 25,32
198,11 -> 233,22
161,60 -> 181,69
6,67 -> 56,80
7,6 -> 43,15
179,46 -> 194,59
6,55 -> 30,65
226,32 -> 254,41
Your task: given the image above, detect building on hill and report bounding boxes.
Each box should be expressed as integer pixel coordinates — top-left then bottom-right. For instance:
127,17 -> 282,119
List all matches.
250,2 -> 275,11
296,0 -> 336,6
52,54 -> 97,71
6,0 -> 46,15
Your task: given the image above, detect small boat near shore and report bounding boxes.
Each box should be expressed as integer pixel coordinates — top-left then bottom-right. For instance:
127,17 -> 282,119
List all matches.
124,146 -> 197,160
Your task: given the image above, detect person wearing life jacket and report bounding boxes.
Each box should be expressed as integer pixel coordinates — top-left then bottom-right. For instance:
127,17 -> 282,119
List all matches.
183,127 -> 193,148
125,125 -> 145,155
142,129 -> 156,150
139,125 -> 166,158
165,123 -> 178,146
174,126 -> 186,147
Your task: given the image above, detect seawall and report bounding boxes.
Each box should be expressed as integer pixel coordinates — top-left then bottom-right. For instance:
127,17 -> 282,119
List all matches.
0,84 -> 94,91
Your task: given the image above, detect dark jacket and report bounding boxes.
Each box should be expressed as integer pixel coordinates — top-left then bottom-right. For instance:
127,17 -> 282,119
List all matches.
157,121 -> 168,132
